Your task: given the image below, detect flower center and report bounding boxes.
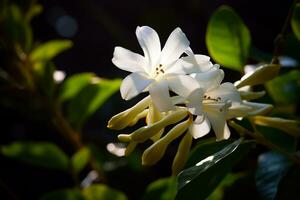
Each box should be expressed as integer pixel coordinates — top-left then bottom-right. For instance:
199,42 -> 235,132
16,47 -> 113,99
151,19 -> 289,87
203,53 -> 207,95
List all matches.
153,64 -> 165,79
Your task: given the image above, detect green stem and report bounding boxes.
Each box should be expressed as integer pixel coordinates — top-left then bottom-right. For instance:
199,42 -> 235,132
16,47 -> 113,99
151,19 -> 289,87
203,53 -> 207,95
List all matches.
228,120 -> 300,166
271,0 -> 299,64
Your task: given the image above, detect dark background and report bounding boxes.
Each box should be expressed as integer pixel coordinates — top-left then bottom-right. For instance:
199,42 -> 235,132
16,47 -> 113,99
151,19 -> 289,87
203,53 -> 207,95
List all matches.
0,0 -> 293,199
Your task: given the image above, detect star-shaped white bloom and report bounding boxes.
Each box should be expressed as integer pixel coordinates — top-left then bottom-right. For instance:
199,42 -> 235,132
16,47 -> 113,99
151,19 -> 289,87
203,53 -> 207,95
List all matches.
112,26 -> 213,111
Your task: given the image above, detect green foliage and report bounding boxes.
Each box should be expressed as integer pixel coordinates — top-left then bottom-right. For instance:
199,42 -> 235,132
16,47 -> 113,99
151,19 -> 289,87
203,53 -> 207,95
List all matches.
291,3 -> 300,41
176,139 -> 255,200
41,189 -> 85,200
142,177 -> 178,200
266,70 -> 300,104
71,147 -> 91,174
206,5 -> 251,71
1,142 -> 69,170
82,184 -> 127,200
255,152 -> 291,200
30,40 -> 73,62
66,77 -> 121,129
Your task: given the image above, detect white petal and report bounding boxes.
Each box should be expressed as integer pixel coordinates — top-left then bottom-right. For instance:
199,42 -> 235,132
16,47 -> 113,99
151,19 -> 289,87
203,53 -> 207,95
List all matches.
186,88 -> 204,115
120,72 -> 153,100
241,101 -> 273,116
149,80 -> 174,111
177,55 -> 214,73
112,47 -> 147,73
160,27 -> 190,66
192,65 -> 224,91
189,116 -> 211,139
167,74 -> 200,97
205,82 -> 241,105
136,26 -> 161,71
206,112 -> 230,141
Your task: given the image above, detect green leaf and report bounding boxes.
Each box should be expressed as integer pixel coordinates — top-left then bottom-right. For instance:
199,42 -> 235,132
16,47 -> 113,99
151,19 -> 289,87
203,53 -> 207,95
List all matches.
67,78 -> 121,129
1,142 -> 69,170
41,189 -> 85,200
186,138 -> 234,168
255,152 -> 291,200
82,184 -> 127,200
142,177 -> 178,200
266,70 -> 300,104
291,3 -> 300,41
71,147 -> 90,174
256,125 -> 297,153
30,40 -> 73,62
206,5 -> 251,71
176,139 -> 254,200
25,4 -> 43,22
59,73 -> 95,102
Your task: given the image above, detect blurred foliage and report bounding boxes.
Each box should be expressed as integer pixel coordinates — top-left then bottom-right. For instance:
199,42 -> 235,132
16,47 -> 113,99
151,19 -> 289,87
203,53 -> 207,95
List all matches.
0,1 -> 299,200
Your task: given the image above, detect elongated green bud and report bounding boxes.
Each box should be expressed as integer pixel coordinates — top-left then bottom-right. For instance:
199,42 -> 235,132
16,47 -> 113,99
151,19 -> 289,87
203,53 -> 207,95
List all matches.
239,90 -> 265,100
131,108 -> 188,143
125,142 -> 138,156
147,103 -> 164,142
235,64 -> 280,89
172,132 -> 193,176
107,96 -> 151,130
142,117 -> 192,165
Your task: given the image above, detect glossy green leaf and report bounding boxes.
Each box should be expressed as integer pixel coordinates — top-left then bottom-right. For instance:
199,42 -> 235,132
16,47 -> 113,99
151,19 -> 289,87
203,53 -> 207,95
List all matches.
67,78 -> 121,129
41,189 -> 85,200
176,139 -> 254,200
206,5 -> 251,71
59,73 -> 95,102
82,184 -> 127,200
266,70 -> 300,104
186,138 -> 233,168
142,177 -> 177,200
291,3 -> 300,41
71,147 -> 90,174
255,152 -> 291,200
1,142 -> 69,170
30,40 -> 73,62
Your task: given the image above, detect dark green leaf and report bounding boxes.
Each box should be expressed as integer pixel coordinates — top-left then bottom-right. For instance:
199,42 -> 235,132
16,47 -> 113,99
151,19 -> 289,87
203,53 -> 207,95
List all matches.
82,184 -> 127,200
291,3 -> 300,41
142,177 -> 177,200
255,152 -> 291,200
1,142 -> 69,170
41,189 -> 85,200
176,139 -> 254,200
25,4 -> 42,22
59,73 -> 95,102
206,5 -> 251,71
30,40 -> 73,62
266,70 -> 300,104
67,78 -> 121,129
186,138 -> 233,168
256,125 -> 297,153
71,147 -> 90,174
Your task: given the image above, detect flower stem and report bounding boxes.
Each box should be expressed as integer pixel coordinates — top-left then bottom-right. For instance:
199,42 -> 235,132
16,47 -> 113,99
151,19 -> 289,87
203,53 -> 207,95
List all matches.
271,0 -> 300,64
228,120 -> 300,166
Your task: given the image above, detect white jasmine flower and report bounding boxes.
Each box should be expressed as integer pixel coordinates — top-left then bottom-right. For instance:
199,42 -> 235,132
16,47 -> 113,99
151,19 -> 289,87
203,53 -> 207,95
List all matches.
112,26 -> 211,111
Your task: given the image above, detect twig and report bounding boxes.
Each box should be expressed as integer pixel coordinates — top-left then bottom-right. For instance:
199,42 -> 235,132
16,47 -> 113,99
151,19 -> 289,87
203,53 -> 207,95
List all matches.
228,120 -> 300,166
271,0 -> 300,64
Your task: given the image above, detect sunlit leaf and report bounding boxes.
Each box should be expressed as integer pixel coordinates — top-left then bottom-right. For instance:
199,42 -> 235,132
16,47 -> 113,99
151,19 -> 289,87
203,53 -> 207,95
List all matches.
30,40 -> 73,62
291,3 -> 300,41
176,139 -> 254,200
206,5 -> 251,71
186,138 -> 234,168
71,147 -> 90,174
266,70 -> 300,104
255,152 -> 291,200
82,184 -> 127,200
142,177 -> 177,200
59,73 -> 95,102
1,142 -> 69,170
67,78 -> 121,129
41,189 -> 85,200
